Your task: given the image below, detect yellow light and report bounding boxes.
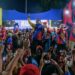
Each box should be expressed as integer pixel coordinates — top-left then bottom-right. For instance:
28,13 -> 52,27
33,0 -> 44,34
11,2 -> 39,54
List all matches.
0,8 -> 2,26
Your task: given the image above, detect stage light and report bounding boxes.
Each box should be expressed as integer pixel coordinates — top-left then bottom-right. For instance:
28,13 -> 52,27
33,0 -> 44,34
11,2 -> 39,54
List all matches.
64,9 -> 70,15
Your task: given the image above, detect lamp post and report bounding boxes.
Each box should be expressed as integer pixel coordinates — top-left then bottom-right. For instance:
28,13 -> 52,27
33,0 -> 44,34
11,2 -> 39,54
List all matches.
25,0 -> 27,14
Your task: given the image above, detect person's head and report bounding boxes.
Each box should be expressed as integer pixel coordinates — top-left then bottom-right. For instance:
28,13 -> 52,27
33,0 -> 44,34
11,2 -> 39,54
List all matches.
57,51 -> 65,69
8,32 -> 12,37
24,50 -> 31,57
47,50 -> 52,60
18,31 -> 22,37
43,51 -> 52,62
2,26 -> 5,30
59,54 -> 65,62
41,64 -> 60,75
58,51 -> 65,62
36,46 -> 43,56
44,27 -> 47,33
36,19 -> 41,24
19,64 -> 40,75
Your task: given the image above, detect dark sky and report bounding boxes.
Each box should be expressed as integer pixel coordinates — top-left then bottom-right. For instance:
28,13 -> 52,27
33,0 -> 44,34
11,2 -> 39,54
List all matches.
0,0 -> 70,13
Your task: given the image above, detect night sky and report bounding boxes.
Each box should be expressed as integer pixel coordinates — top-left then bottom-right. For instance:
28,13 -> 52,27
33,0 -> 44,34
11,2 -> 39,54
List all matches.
0,0 -> 70,13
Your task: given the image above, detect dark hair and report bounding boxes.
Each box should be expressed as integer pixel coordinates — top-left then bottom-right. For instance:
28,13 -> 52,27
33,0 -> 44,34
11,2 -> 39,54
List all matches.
43,54 -> 49,60
41,64 -> 60,75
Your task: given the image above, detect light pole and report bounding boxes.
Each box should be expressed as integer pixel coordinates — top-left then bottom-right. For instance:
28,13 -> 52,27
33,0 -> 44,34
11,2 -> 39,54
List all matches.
25,0 -> 27,14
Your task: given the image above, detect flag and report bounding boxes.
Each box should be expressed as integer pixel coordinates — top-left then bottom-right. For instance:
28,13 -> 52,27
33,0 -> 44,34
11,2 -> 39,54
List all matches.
63,0 -> 72,24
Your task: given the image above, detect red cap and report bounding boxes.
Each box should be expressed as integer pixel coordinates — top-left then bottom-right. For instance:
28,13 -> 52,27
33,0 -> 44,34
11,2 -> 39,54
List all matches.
19,64 -> 40,75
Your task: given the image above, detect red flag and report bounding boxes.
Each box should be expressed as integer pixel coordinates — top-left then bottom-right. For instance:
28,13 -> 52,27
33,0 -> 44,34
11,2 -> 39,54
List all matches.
63,0 -> 72,24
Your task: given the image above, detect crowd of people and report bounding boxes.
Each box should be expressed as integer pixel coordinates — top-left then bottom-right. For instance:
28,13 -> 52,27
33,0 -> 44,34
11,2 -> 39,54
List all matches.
0,17 -> 75,75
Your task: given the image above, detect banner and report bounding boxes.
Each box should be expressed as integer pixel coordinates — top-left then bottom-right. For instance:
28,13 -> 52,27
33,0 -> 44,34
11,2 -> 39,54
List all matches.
63,0 -> 72,24
3,9 -> 63,20
51,20 -> 62,27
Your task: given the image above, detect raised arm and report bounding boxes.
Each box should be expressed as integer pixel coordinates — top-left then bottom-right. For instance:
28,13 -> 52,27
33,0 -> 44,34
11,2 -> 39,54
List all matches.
28,16 -> 35,29
3,49 -> 24,75
51,59 -> 64,75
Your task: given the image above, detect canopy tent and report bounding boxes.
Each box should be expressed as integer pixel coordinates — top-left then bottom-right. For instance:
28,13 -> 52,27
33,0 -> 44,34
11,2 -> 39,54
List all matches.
3,9 -> 63,20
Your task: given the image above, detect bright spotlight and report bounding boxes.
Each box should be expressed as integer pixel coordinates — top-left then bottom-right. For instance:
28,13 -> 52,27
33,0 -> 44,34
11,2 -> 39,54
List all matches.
64,9 -> 70,15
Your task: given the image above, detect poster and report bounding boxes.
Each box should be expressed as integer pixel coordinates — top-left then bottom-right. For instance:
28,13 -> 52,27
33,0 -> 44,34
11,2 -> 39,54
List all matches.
51,20 -> 62,27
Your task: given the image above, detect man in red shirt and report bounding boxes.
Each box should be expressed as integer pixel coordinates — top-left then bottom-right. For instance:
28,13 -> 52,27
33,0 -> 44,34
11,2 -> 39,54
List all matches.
28,16 -> 44,54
